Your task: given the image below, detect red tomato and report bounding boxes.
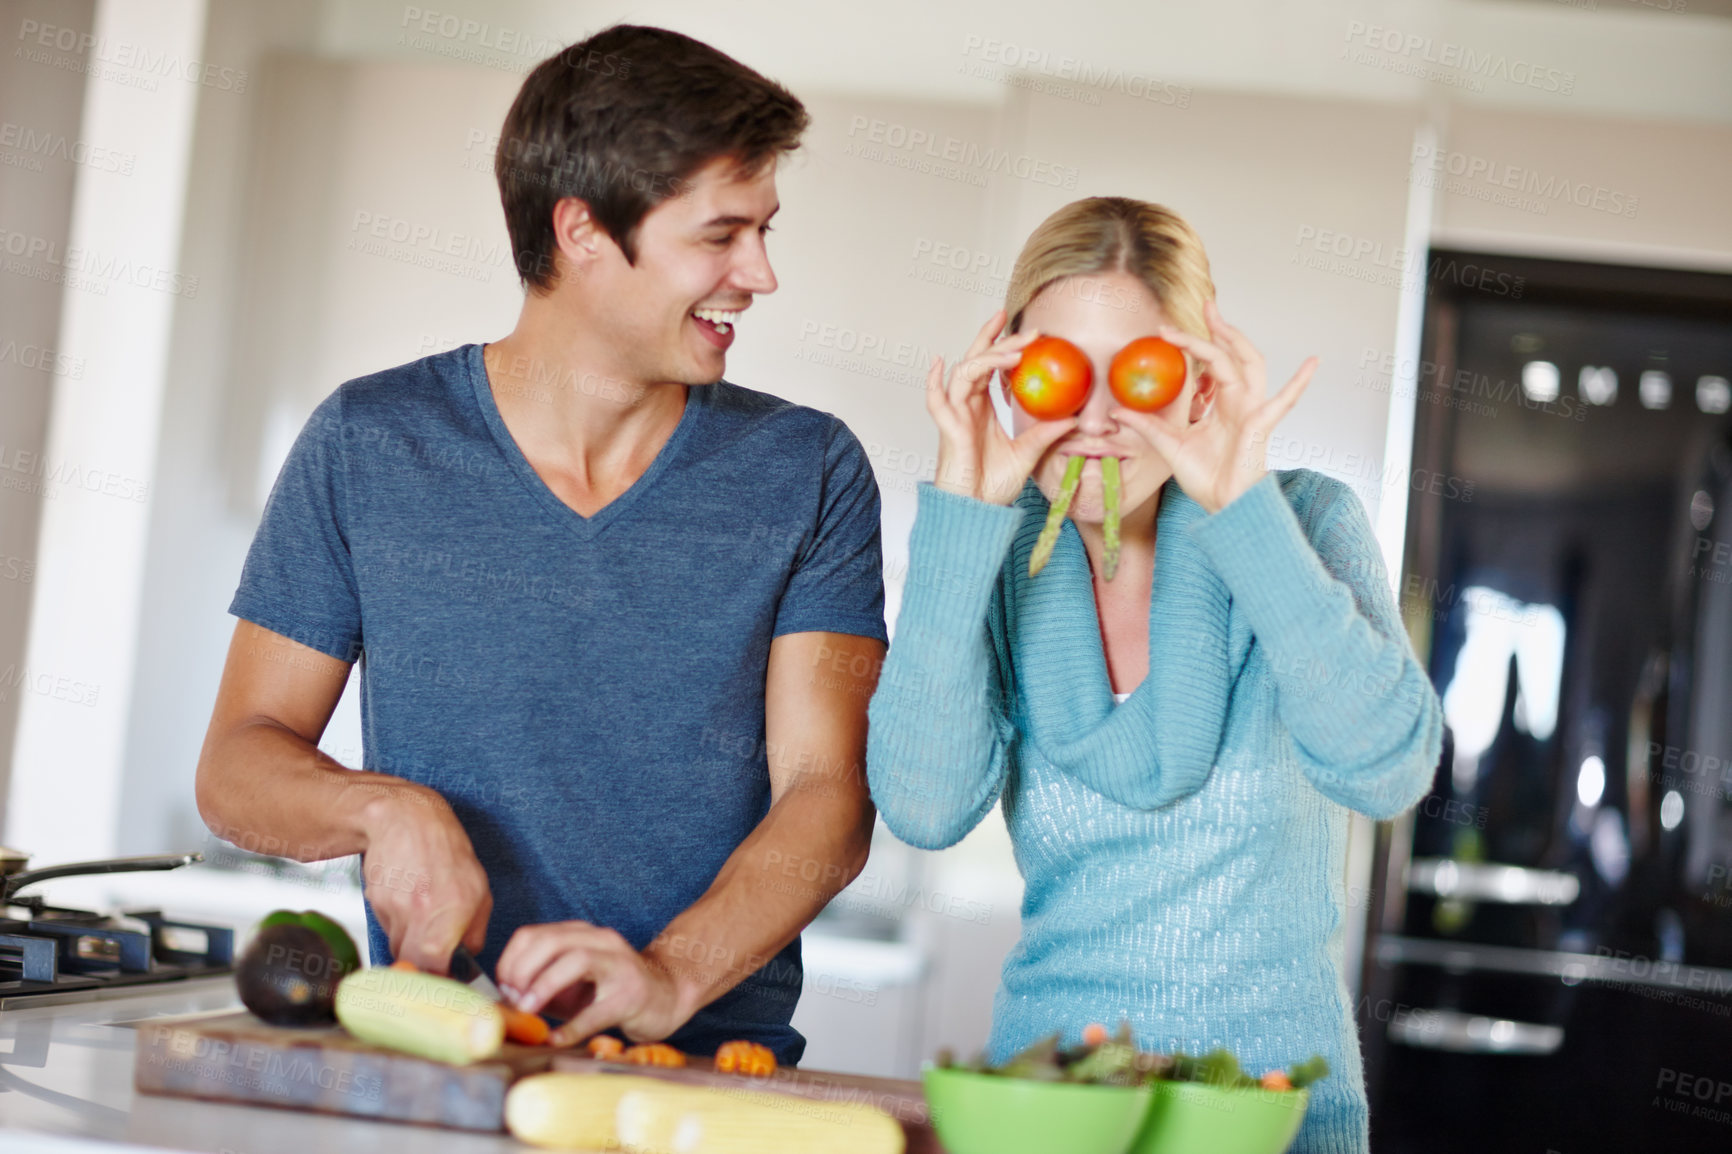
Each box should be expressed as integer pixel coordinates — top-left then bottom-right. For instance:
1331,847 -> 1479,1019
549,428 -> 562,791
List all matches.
1007,335 -> 1092,420
1109,336 -> 1186,412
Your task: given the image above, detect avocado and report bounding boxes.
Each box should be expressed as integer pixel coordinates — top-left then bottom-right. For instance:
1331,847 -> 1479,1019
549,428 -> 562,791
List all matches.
257,908 -> 361,975
237,921 -> 351,1026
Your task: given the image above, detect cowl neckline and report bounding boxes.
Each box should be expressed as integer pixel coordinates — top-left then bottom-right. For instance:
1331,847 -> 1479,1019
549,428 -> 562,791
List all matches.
1002,477 -> 1234,782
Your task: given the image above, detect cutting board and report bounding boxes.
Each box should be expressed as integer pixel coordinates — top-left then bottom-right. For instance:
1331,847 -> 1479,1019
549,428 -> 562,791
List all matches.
132,1010 -> 558,1131
133,1012 -> 948,1149
549,1052 -> 945,1153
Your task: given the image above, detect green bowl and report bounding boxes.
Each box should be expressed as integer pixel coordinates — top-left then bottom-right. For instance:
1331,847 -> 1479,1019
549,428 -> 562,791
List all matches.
1129,1079 -> 1309,1154
923,1066 -> 1153,1154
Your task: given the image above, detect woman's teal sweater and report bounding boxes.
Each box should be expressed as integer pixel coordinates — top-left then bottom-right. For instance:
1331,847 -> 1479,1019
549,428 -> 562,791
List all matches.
866,470 -> 1444,1154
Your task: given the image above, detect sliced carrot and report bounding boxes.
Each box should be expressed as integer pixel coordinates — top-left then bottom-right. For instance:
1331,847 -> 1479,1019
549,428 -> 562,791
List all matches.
1261,1071 -> 1294,1091
501,1005 -> 550,1046
620,1042 -> 686,1067
585,1035 -> 624,1060
714,1039 -> 777,1076
1082,1023 -> 1108,1047
389,959 -> 418,972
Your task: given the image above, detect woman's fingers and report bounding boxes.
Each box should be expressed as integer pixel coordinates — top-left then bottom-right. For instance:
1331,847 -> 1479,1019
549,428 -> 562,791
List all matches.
928,353 -> 991,497
1111,408 -> 1185,462
1260,356 -> 1318,427
947,348 -> 1025,410
943,316 -> 1042,420
1009,418 -> 1078,476
929,355 -> 984,435
1158,326 -> 1243,399
956,320 -> 1039,405
962,308 -> 1008,364
991,328 -> 1042,353
1204,299 -> 1264,373
923,355 -> 949,420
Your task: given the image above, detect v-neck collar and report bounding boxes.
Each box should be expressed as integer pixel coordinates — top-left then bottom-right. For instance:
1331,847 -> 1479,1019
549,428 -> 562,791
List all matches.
467,343 -> 704,538
1005,477 -> 1232,772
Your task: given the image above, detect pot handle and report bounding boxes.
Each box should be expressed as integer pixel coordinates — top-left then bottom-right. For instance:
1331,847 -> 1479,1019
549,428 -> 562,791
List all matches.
3,852 -> 202,902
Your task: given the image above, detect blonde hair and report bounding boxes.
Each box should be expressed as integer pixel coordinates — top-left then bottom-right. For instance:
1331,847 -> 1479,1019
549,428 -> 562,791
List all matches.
1004,197 -> 1214,341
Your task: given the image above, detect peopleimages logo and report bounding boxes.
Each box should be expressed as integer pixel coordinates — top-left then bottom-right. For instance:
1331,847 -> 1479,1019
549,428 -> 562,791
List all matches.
398,7 -> 565,61
0,121 -> 134,174
15,19 -> 249,93
0,441 -> 150,503
344,210 -> 513,284
1290,225 -> 1527,300
0,225 -> 199,298
0,338 -> 83,378
1341,20 -> 1575,96
957,35 -> 1192,108
1412,143 -> 1639,219
0,663 -> 100,707
844,117 -> 1080,189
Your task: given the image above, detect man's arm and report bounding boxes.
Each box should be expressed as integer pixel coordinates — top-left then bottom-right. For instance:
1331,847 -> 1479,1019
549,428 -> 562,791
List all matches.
494,629 -> 882,1046
194,619 -> 493,969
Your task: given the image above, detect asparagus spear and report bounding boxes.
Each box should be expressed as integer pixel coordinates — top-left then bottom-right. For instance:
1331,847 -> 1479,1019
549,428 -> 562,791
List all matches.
1101,455 -> 1122,580
1029,455 -> 1084,578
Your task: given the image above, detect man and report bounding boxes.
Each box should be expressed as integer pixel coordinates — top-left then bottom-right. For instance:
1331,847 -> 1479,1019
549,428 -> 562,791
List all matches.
194,25 -> 886,1063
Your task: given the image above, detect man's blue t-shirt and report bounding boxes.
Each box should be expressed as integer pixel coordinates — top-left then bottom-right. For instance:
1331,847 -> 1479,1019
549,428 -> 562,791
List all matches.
229,344 -> 887,1062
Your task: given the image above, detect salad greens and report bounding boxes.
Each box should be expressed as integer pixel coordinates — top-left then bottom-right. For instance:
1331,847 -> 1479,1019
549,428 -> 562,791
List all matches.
935,1023 -> 1329,1092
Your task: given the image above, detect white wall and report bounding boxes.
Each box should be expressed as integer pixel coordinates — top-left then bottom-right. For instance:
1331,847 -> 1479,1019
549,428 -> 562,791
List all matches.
6,0 -> 209,863
1432,103 -> 1732,269
0,0 -> 93,837
308,0 -> 1732,126
116,4 -> 336,857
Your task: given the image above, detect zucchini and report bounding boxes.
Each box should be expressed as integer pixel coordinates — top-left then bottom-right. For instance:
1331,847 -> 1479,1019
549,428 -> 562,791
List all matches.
617,1083 -> 905,1154
333,966 -> 504,1065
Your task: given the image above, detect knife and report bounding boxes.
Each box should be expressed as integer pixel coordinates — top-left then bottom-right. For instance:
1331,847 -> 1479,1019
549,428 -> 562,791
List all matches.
447,944 -> 503,1001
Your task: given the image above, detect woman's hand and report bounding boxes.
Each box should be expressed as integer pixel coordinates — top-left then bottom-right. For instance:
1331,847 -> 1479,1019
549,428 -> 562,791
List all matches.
1110,299 -> 1318,515
928,308 -> 1078,506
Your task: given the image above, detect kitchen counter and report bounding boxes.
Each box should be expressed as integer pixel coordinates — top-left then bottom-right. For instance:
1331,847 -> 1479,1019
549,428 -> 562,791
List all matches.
0,980 -> 535,1154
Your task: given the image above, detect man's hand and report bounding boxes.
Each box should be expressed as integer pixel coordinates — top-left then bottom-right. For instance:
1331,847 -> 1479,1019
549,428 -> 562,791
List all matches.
195,620 -> 494,975
357,784 -> 494,972
494,921 -> 684,1047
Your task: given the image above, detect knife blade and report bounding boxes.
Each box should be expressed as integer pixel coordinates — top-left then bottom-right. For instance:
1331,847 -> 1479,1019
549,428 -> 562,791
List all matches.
447,944 -> 502,1001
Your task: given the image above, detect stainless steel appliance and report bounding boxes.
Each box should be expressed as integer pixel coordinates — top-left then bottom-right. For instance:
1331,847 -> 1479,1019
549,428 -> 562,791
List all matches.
1361,252 -> 1732,1153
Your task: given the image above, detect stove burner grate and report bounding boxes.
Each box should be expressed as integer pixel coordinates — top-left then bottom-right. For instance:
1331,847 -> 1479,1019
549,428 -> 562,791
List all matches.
0,908 -> 233,1007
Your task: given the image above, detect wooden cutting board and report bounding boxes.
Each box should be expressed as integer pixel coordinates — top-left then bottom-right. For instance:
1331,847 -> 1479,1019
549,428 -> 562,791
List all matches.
132,1010 -> 558,1131
549,1052 -> 945,1153
133,1013 -> 948,1149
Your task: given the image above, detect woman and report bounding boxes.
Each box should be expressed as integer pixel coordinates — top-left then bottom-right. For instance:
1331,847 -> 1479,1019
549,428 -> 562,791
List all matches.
866,197 -> 1443,1154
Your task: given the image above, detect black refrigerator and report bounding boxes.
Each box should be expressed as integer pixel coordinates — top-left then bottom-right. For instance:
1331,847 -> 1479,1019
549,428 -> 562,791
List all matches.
1361,251 -> 1732,1153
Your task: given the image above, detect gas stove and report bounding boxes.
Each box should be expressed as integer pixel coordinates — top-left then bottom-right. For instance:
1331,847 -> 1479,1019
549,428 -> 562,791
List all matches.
0,906 -> 233,1009
0,848 -> 234,1008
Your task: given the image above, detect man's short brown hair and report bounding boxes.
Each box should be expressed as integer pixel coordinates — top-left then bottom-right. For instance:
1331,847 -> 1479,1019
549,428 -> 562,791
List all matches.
496,25 -> 808,290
